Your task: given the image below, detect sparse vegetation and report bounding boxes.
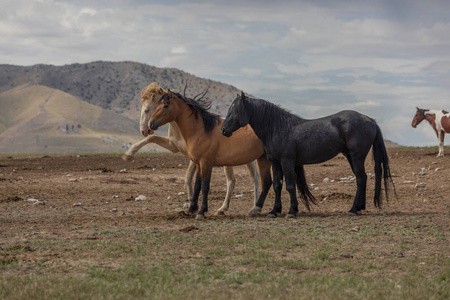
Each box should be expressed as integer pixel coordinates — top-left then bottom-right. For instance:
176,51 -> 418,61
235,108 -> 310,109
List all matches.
0,149 -> 448,299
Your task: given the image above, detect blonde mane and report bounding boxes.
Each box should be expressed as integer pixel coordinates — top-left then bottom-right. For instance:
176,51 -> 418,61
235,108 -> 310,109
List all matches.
141,82 -> 166,103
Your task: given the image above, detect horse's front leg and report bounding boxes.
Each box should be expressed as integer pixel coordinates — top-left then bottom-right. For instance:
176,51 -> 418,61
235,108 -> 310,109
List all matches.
122,135 -> 179,161
188,171 -> 201,214
215,166 -> 235,215
197,165 -> 213,220
438,130 -> 445,157
267,162 -> 283,218
122,136 -> 152,161
250,157 -> 272,216
184,160 -> 196,201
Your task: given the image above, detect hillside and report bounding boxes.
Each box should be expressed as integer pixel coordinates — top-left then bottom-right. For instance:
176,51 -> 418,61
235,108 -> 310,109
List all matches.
0,61 -> 241,121
0,61 -> 243,154
0,84 -> 173,153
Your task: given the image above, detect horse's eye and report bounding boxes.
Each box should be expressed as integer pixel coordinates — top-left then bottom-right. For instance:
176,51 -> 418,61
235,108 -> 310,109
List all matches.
164,104 -> 169,108
144,109 -> 149,113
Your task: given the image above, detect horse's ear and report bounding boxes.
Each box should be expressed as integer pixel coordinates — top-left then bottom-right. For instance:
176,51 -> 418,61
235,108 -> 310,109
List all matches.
240,91 -> 245,99
164,90 -> 174,104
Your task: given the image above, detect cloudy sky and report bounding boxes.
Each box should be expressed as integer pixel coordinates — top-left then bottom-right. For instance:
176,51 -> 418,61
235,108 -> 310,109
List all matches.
1,0 -> 450,146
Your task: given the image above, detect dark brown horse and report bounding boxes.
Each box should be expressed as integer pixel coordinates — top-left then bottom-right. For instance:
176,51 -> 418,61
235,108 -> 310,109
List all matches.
411,107 -> 450,157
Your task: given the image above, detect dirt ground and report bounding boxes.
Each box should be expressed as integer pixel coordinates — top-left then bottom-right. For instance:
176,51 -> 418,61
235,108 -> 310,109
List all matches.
0,148 -> 449,274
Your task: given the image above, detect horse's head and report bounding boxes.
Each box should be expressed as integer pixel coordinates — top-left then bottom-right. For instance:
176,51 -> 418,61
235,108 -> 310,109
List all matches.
411,107 -> 428,128
221,92 -> 250,137
139,82 -> 168,137
149,89 -> 178,131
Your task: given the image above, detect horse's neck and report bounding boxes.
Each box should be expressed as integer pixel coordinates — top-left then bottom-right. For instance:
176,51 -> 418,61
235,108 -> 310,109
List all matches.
248,101 -> 299,144
172,102 -> 205,145
424,113 -> 436,128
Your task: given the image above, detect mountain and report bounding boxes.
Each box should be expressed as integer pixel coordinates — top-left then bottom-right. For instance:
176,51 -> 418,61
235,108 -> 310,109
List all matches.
0,61 -> 243,154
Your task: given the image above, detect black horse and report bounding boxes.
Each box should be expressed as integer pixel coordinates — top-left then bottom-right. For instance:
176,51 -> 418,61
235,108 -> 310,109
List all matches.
221,92 -> 395,217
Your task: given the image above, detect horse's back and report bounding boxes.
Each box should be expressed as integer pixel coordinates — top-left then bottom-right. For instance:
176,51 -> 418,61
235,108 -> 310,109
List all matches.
291,110 -> 378,164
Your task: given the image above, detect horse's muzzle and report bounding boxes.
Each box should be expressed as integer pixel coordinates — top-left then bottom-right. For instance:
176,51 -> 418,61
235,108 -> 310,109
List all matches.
221,128 -> 232,137
150,121 -> 159,131
141,129 -> 154,137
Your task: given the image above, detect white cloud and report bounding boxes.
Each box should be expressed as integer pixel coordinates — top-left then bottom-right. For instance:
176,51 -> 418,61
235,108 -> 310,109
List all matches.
171,46 -> 187,55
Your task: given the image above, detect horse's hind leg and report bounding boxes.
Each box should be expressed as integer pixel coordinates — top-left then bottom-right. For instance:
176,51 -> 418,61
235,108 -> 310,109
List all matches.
347,156 -> 367,215
267,162 -> 283,218
250,157 -> 272,216
246,161 -> 260,207
281,161 -> 299,218
215,166 -> 235,215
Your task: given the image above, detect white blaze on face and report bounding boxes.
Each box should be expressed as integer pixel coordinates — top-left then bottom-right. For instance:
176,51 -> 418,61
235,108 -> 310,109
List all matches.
140,102 -> 151,135
139,94 -> 160,136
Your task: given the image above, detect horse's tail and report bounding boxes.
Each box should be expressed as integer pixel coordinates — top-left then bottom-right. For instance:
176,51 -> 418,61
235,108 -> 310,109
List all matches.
295,165 -> 317,211
372,125 -> 396,208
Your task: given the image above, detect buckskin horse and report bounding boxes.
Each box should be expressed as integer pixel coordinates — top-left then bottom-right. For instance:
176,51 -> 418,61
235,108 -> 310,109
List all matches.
411,107 -> 450,157
124,82 -> 261,215
148,88 -> 273,219
221,92 -> 395,217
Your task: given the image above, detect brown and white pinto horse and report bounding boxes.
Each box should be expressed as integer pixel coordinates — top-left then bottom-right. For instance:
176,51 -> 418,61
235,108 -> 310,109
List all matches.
125,83 -> 263,216
412,107 -> 450,157
148,89 -> 273,219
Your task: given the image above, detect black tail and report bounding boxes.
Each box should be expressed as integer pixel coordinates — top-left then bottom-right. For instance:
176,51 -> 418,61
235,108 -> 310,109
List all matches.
295,165 -> 317,211
372,125 -> 396,207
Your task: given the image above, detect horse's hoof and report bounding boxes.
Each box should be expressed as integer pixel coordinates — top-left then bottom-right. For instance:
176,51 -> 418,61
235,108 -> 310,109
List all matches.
214,210 -> 225,216
348,211 -> 359,216
267,213 -> 277,218
195,214 -> 205,220
248,207 -> 262,217
248,211 -> 259,217
187,205 -> 198,214
122,154 -> 132,161
285,213 -> 297,219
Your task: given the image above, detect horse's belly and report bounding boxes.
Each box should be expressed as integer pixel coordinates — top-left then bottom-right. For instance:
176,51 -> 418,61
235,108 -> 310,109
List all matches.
189,130 -> 264,167
214,143 -> 264,166
299,151 -> 340,164
296,140 -> 343,164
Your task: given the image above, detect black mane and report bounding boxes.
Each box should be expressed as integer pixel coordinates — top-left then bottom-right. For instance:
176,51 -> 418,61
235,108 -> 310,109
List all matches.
244,96 -> 303,139
173,91 -> 220,133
